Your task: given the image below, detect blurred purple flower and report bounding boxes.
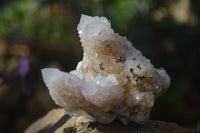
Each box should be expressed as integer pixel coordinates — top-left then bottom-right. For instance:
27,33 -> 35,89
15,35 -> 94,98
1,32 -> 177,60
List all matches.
17,56 -> 34,95
17,56 -> 30,78
0,56 -> 34,95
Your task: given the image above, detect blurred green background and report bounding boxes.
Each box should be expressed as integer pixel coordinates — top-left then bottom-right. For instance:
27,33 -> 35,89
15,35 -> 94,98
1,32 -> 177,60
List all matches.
0,0 -> 200,132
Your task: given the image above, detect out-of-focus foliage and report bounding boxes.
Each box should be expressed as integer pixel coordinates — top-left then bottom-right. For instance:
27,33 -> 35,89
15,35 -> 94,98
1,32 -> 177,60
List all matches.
0,0 -> 200,132
105,0 -> 153,32
0,0 -> 74,47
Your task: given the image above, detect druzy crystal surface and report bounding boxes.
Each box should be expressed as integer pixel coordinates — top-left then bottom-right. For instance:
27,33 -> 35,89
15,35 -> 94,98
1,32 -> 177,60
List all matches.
41,14 -> 170,124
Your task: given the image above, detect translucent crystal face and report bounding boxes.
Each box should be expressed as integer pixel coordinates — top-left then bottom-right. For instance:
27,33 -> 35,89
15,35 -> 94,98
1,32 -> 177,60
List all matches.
41,14 -> 170,124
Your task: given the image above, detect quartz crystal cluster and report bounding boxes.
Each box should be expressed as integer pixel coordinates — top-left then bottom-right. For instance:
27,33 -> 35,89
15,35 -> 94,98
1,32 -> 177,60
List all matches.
41,14 -> 170,124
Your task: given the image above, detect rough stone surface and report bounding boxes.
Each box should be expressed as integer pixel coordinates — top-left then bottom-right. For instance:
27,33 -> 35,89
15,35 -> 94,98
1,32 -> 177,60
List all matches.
25,108 -> 199,133
41,14 -> 170,124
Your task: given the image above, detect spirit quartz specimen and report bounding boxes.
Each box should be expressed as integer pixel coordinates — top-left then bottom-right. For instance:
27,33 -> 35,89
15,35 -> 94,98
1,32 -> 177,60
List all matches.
41,14 -> 170,124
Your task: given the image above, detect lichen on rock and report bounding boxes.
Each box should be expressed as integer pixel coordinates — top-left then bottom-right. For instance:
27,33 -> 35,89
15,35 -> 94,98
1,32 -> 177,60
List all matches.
41,14 -> 170,124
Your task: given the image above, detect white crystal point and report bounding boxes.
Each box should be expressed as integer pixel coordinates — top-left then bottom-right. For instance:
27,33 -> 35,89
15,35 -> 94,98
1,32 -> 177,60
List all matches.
81,74 -> 124,109
77,14 -> 113,38
41,68 -> 61,88
41,14 -> 170,125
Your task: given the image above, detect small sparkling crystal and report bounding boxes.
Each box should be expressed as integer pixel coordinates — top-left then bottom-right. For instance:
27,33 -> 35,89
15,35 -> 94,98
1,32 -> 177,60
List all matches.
41,14 -> 170,124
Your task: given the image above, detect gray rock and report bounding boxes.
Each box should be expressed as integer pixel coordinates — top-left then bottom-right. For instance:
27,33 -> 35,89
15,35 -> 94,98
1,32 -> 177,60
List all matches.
25,108 -> 199,133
